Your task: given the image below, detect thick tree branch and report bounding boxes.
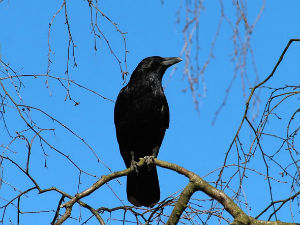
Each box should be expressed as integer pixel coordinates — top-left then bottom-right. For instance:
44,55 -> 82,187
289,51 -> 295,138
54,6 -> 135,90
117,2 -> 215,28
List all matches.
155,158 -> 299,225
53,158 -> 299,225
166,182 -> 196,225
155,159 -> 248,225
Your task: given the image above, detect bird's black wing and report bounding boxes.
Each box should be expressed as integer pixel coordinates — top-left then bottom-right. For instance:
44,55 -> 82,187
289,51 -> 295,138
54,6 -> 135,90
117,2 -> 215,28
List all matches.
114,84 -> 169,167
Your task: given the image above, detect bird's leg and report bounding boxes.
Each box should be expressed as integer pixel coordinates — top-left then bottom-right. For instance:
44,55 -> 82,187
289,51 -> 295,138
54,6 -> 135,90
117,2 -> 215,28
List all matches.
152,146 -> 159,157
130,151 -> 139,174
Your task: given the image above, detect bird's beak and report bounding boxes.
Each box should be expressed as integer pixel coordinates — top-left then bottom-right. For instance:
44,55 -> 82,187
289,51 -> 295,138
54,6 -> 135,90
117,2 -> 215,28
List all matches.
161,57 -> 182,66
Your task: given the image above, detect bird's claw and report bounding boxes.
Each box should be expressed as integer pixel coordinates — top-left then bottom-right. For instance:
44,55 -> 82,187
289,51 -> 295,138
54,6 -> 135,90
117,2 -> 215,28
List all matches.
144,155 -> 155,167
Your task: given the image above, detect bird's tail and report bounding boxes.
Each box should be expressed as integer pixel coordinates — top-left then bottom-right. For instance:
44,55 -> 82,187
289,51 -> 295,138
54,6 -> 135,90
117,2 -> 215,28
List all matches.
127,166 -> 160,207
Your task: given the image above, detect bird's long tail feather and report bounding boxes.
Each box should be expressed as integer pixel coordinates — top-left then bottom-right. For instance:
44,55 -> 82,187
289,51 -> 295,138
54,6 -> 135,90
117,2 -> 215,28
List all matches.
127,166 -> 160,207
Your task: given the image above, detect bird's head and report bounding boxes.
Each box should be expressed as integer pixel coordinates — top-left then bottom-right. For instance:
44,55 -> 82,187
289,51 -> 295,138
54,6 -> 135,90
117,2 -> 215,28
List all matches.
132,56 -> 182,80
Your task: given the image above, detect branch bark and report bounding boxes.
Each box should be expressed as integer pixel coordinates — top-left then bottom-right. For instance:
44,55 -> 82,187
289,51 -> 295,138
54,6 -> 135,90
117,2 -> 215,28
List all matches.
53,158 -> 299,225
154,159 -> 299,225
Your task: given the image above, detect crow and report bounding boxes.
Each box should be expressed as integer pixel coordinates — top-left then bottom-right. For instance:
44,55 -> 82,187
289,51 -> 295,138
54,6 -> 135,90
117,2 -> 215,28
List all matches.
114,56 -> 182,207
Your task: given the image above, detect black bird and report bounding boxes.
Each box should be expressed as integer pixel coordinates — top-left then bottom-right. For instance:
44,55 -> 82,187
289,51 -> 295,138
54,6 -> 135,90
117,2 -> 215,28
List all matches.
114,56 -> 182,207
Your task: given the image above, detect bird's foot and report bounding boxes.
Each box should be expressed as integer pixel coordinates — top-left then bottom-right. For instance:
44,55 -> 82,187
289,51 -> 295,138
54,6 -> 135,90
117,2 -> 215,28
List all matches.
144,156 -> 155,171
130,160 -> 139,174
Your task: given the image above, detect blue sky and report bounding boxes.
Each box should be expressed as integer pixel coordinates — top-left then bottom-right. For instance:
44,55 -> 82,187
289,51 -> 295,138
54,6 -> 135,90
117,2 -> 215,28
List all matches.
0,1 -> 299,224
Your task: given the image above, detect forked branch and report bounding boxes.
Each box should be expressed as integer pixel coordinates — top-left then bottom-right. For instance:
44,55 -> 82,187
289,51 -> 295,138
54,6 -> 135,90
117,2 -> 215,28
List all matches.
53,158 -> 299,225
